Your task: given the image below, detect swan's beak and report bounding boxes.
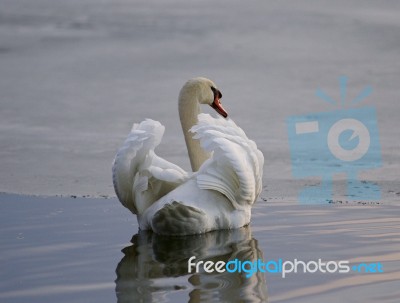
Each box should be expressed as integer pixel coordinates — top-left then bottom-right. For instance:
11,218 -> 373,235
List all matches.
211,99 -> 228,118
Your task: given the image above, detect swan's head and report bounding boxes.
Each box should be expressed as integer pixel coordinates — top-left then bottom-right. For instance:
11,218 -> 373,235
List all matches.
180,77 -> 228,118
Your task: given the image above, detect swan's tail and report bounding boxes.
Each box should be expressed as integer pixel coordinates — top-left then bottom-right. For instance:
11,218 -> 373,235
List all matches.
112,119 -> 165,214
151,201 -> 207,235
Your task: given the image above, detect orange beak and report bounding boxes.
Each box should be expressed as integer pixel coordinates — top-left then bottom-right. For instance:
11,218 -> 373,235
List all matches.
211,98 -> 228,118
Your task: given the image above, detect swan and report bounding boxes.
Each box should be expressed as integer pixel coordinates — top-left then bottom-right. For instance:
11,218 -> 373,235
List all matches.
112,77 -> 264,235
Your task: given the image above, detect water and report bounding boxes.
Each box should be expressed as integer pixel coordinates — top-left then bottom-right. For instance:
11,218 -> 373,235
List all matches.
1,1 -> 400,302
116,229 -> 268,302
1,194 -> 399,303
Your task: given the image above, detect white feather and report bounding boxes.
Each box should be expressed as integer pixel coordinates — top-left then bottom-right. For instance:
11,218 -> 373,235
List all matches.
112,119 -> 189,214
192,114 -> 264,209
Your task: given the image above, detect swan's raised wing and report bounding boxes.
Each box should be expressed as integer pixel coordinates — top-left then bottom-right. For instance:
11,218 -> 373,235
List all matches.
112,119 -> 189,215
191,114 -> 264,210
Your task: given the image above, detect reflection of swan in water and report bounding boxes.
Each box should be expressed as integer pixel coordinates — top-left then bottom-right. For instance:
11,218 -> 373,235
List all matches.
115,226 -> 268,303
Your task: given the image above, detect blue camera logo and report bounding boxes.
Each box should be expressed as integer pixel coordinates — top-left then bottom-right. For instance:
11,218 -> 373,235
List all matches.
287,76 -> 382,204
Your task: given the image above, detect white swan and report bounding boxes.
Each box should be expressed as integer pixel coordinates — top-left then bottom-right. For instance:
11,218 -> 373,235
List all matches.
112,77 -> 264,235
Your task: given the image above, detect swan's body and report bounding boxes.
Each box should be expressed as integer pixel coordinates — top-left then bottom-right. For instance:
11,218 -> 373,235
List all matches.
112,78 -> 264,235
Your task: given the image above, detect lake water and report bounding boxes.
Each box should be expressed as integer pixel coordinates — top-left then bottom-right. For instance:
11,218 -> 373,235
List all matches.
1,194 -> 399,303
0,0 -> 399,302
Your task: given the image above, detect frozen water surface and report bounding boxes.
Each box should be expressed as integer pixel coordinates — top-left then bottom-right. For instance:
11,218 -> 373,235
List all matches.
0,0 -> 399,200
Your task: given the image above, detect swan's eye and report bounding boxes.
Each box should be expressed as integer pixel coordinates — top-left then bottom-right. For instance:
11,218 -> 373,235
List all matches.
211,86 -> 222,99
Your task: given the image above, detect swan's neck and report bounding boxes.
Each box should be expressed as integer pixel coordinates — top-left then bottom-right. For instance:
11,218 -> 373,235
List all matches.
179,91 -> 210,172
